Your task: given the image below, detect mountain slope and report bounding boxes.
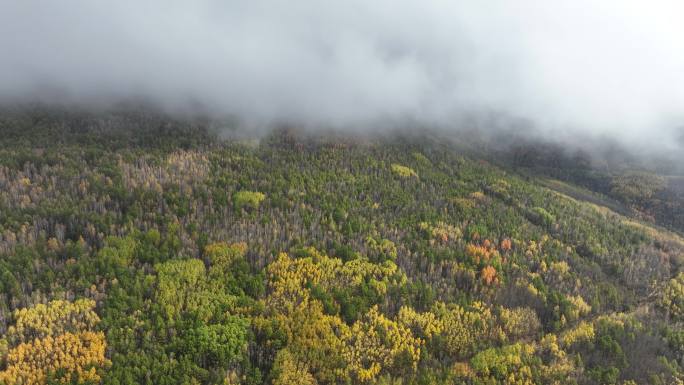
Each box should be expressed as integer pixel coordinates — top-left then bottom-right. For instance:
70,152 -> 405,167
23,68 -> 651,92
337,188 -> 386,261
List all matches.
0,110 -> 683,385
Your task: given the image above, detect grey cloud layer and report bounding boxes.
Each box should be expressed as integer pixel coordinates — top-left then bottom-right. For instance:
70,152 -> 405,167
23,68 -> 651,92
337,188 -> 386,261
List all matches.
1,0 -> 683,147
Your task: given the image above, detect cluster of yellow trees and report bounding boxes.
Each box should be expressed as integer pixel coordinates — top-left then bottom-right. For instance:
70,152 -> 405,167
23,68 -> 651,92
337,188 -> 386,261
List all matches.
256,248 -> 567,384
251,245 -> 611,384
5,299 -> 101,345
390,164 -> 418,178
0,299 -> 108,385
256,250 -> 418,384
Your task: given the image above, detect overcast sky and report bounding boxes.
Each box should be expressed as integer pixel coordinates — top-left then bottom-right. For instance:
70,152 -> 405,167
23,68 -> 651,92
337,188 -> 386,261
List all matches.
1,0 -> 683,150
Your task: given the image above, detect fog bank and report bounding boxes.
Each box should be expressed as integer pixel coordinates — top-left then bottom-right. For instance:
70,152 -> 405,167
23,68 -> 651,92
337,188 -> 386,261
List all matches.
1,0 -> 683,151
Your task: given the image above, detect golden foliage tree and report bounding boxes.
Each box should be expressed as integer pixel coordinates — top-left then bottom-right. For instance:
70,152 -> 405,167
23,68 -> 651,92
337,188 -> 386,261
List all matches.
270,348 -> 318,385
342,306 -> 422,383
0,331 -> 108,385
390,164 -> 417,178
433,302 -> 502,359
0,299 -> 109,385
261,300 -> 348,384
397,306 -> 443,340
6,299 -> 100,345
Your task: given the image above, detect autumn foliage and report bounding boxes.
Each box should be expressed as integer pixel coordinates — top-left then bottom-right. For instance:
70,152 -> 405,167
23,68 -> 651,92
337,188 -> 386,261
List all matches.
0,299 -> 108,385
0,115 -> 681,384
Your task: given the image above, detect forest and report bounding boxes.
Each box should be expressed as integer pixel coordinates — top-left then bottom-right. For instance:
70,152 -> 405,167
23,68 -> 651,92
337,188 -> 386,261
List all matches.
0,107 -> 684,385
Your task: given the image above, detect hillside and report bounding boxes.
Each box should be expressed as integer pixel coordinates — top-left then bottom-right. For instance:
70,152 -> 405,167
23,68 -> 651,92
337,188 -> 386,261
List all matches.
1,109 -> 684,385
484,137 -> 684,237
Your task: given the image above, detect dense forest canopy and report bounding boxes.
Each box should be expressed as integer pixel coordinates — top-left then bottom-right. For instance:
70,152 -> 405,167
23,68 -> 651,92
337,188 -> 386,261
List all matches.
0,109 -> 683,385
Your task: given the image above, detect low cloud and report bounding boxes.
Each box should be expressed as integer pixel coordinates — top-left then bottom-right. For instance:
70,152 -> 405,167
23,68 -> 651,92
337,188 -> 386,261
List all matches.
1,0 -> 683,151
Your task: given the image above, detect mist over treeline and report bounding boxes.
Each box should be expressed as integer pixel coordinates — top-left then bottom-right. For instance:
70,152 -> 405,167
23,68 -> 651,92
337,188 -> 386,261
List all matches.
1,0 -> 683,163
1,102 -> 682,178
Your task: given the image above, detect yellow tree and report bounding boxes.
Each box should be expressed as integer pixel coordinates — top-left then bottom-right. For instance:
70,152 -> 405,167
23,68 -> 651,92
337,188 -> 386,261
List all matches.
397,306 -> 443,341
342,306 -> 422,383
261,250 -> 413,383
0,299 -> 109,385
0,331 -> 108,385
270,348 -> 318,385
261,251 -> 349,383
6,299 -> 100,345
433,302 -> 502,359
264,300 -> 348,384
